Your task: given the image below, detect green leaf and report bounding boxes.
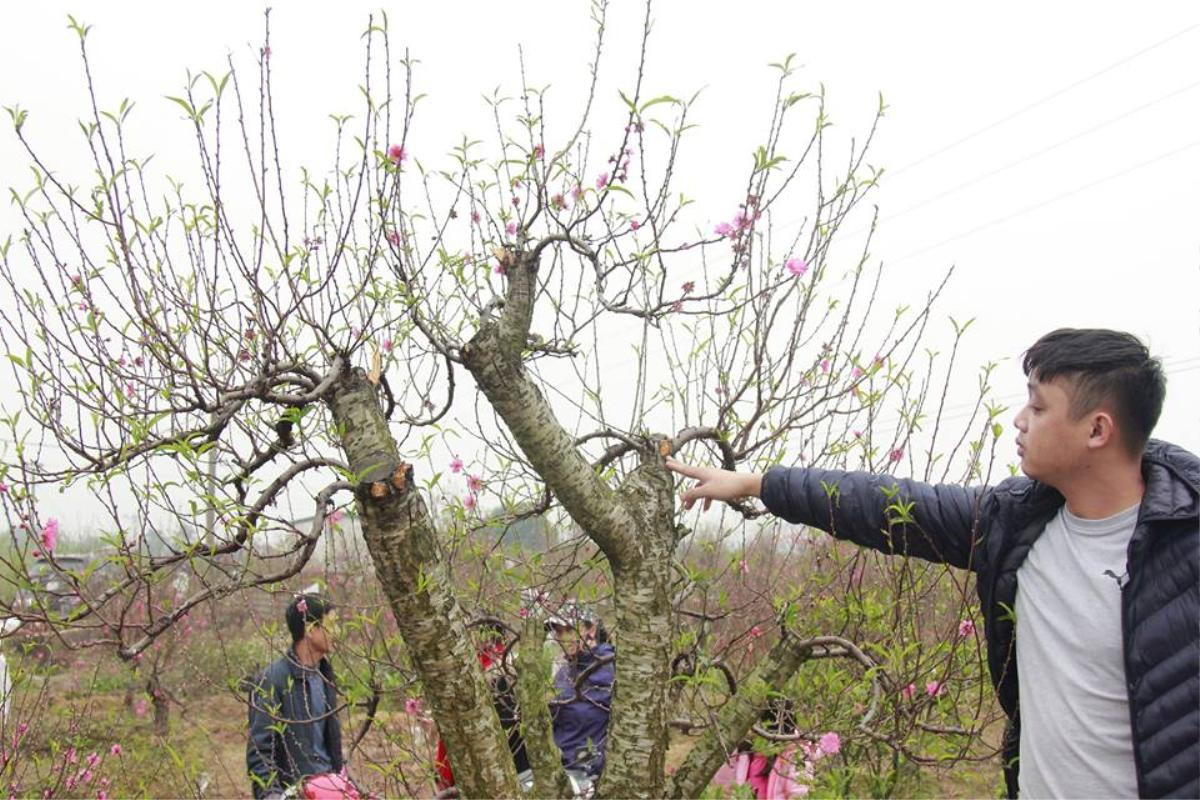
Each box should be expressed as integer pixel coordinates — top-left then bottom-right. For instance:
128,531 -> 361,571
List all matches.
639,95 -> 678,113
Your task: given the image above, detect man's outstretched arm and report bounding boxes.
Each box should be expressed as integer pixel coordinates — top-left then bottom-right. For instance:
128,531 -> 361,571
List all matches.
666,458 -> 986,571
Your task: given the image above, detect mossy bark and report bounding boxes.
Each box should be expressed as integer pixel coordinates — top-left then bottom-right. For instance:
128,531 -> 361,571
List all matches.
328,367 -> 519,799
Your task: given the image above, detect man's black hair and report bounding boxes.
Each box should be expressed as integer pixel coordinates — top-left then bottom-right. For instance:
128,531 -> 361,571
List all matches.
285,593 -> 333,643
1022,328 -> 1166,453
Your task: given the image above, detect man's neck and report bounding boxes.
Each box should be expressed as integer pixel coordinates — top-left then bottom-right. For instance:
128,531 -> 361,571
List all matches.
294,639 -> 322,668
1057,458 -> 1145,519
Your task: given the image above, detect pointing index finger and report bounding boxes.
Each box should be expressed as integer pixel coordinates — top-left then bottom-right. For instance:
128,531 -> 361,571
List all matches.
663,458 -> 702,478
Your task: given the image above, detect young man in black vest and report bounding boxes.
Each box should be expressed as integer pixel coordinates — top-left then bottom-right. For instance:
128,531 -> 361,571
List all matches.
668,328 -> 1198,798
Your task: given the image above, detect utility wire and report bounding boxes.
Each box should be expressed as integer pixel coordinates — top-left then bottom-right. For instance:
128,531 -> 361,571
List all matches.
864,79 -> 1200,233
886,21 -> 1200,180
889,138 -> 1200,266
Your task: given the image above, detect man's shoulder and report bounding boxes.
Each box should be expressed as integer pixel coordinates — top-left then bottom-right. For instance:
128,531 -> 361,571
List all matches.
1144,439 -> 1200,486
978,474 -> 1063,531
987,474 -> 1037,498
1141,440 -> 1199,520
257,653 -> 298,687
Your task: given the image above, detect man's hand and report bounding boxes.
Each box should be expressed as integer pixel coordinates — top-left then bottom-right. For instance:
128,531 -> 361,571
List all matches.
664,458 -> 764,511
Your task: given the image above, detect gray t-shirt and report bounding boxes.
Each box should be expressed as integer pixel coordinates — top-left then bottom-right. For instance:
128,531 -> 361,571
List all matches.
1015,503 -> 1140,799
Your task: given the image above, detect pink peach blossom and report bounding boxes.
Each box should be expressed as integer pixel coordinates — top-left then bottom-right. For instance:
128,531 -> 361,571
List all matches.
387,144 -> 408,164
41,518 -> 58,552
888,448 -> 904,463
466,474 -> 484,493
926,680 -> 945,697
449,457 -> 464,474
818,731 -> 841,755
958,619 -> 976,637
785,257 -> 808,277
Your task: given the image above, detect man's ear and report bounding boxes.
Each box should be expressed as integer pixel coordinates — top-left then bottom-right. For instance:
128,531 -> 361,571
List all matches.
1086,411 -> 1117,450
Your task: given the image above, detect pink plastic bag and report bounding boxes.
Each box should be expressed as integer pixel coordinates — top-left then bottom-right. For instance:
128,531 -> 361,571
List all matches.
711,748 -> 810,799
710,752 -> 752,792
302,772 -> 361,800
764,746 -> 809,799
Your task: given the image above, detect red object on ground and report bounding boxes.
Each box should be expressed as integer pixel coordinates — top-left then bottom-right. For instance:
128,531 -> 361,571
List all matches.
435,643 -> 508,791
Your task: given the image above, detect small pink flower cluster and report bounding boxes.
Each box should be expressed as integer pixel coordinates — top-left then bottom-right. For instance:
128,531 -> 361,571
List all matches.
37,517 -> 59,553
713,197 -> 761,240
452,460 -> 483,512
600,147 -> 633,187
900,680 -> 946,700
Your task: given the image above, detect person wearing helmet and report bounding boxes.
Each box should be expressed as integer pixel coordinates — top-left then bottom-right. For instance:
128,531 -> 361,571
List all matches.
547,602 -> 614,778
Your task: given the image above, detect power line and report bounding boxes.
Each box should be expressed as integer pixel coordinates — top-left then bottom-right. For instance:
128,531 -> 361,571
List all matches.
886,21 -> 1200,180
869,79 -> 1200,231
888,138 -> 1200,266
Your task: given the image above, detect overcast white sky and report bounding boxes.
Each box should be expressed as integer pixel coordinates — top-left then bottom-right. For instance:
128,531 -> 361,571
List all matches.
1,2 -> 1197,528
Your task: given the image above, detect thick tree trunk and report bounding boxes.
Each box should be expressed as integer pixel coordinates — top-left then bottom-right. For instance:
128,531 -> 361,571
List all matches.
595,458 -> 677,799
328,367 -> 518,799
462,248 -> 679,798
